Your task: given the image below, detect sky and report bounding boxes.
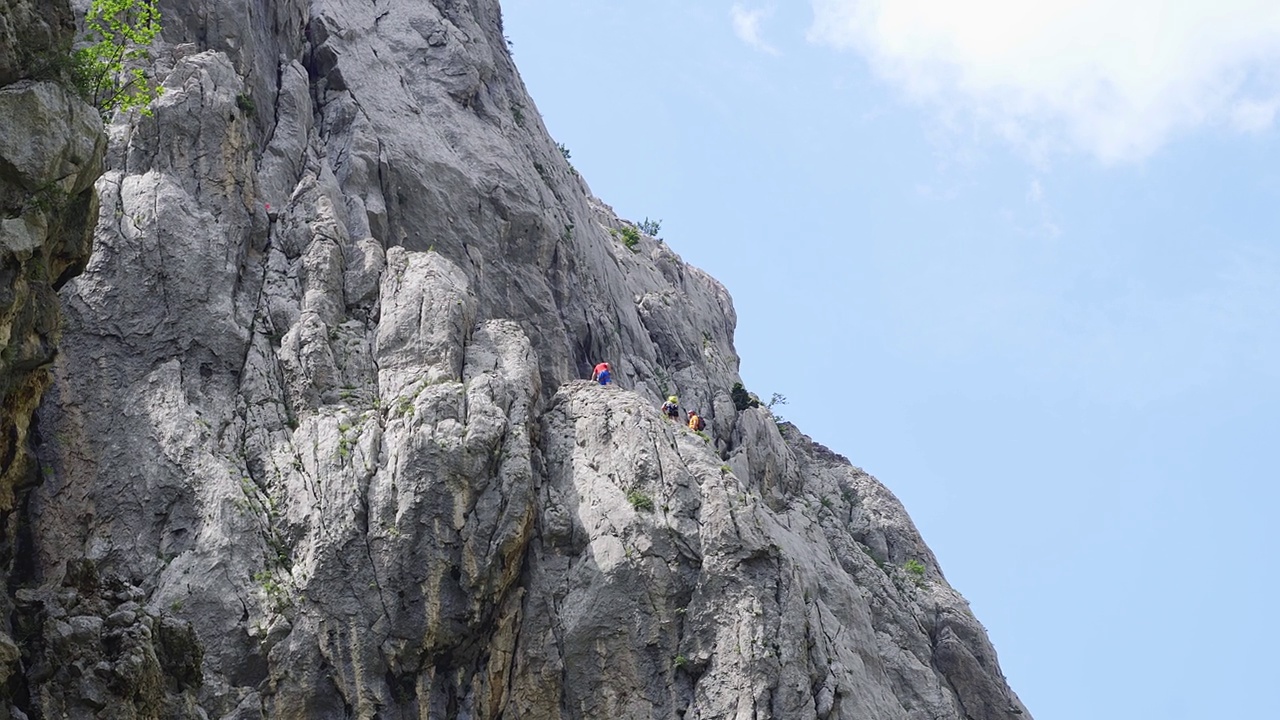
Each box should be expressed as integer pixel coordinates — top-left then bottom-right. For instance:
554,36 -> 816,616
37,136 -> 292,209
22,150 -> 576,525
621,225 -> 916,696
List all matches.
501,2 -> 1280,718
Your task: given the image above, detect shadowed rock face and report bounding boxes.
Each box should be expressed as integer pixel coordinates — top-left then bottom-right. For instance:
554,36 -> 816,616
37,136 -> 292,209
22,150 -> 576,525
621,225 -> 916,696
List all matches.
0,0 -> 74,88
0,1 -> 110,713
4,1 -> 1032,718
0,78 -> 101,510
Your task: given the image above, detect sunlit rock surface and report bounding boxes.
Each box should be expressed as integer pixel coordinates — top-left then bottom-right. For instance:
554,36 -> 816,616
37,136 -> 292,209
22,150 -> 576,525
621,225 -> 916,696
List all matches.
5,1 -> 1032,718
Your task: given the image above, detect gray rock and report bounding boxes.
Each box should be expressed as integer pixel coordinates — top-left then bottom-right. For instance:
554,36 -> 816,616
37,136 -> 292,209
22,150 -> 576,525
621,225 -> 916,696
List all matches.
0,631 -> 18,685
0,80 -> 102,195
3,0 -> 1032,718
13,561 -> 204,719
0,0 -> 74,87
0,7 -> 104,717
0,72 -> 102,513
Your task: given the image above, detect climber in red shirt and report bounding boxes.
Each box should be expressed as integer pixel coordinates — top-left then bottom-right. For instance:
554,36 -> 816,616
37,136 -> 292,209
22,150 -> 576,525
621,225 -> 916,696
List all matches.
592,362 -> 611,385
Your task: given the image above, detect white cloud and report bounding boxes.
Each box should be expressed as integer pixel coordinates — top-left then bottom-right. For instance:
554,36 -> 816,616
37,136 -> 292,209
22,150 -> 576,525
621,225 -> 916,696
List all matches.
1027,178 -> 1043,204
1024,178 -> 1061,238
808,0 -> 1280,162
732,4 -> 781,56
1231,97 -> 1280,133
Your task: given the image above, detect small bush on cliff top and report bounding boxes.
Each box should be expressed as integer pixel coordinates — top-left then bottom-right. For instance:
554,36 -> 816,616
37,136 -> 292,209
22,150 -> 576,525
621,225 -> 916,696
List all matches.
73,0 -> 164,116
638,217 -> 662,236
612,225 -> 641,251
731,382 -> 760,411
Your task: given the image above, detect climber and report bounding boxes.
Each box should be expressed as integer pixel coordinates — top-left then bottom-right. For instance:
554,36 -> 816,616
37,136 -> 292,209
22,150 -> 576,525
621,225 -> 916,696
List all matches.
661,395 -> 680,420
592,361 -> 611,385
687,410 -> 705,432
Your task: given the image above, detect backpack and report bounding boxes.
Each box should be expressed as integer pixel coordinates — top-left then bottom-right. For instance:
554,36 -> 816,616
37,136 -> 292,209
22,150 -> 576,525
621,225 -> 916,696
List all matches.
663,402 -> 678,418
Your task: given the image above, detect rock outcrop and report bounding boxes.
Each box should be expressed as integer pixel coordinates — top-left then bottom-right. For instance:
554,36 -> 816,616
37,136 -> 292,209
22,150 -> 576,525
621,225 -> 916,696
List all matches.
0,0 -> 109,712
2,1 -> 1033,718
0,0 -> 102,508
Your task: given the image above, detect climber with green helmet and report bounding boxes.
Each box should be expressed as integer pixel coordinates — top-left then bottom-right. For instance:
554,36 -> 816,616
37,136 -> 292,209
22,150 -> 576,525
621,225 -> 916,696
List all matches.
661,395 -> 680,420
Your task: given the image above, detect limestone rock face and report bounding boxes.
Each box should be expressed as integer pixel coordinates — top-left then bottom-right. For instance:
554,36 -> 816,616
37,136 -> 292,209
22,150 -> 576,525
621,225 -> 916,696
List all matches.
14,560 -> 204,720
0,76 -> 102,510
0,3 -> 110,715
0,0 -> 103,506
0,0 -> 74,88
6,1 -> 1032,718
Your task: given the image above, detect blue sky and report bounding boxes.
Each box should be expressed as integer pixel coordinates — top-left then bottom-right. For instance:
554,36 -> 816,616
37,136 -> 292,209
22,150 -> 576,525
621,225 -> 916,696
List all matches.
501,2 -> 1280,718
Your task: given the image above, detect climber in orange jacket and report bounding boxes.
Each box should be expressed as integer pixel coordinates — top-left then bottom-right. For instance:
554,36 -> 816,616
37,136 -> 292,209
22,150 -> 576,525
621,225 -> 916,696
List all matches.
687,410 -> 705,432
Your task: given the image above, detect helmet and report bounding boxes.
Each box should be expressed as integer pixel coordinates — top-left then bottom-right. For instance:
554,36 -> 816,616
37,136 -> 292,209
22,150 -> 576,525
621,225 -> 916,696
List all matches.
668,396 -> 678,403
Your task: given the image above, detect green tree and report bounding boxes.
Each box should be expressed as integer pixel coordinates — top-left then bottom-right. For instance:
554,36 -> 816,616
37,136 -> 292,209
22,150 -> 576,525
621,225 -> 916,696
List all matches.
638,217 -> 661,236
74,0 -> 164,116
731,382 -> 760,411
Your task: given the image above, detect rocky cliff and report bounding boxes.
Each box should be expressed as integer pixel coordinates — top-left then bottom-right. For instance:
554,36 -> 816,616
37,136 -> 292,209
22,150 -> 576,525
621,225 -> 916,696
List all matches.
0,0 -> 102,510
2,1 -> 1033,718
0,0 -> 105,711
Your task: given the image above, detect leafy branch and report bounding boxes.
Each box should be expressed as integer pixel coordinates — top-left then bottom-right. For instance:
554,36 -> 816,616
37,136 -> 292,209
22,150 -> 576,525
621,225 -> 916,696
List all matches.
72,0 -> 164,116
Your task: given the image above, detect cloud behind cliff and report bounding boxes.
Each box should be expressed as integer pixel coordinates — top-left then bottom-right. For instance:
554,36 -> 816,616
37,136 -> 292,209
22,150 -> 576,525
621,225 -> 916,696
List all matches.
808,0 -> 1280,162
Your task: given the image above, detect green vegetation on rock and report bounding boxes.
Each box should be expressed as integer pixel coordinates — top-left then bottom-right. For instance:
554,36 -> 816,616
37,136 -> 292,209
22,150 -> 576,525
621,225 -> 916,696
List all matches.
611,225 -> 641,251
627,489 -> 654,512
638,217 -> 661,236
731,382 -> 760,411
73,0 -> 164,116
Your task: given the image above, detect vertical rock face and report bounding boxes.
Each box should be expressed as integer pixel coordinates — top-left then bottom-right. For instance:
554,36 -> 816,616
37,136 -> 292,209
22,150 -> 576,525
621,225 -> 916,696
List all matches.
0,79 -> 102,509
0,0 -> 102,507
6,1 -> 1033,719
0,0 -> 74,88
0,1 -> 108,713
